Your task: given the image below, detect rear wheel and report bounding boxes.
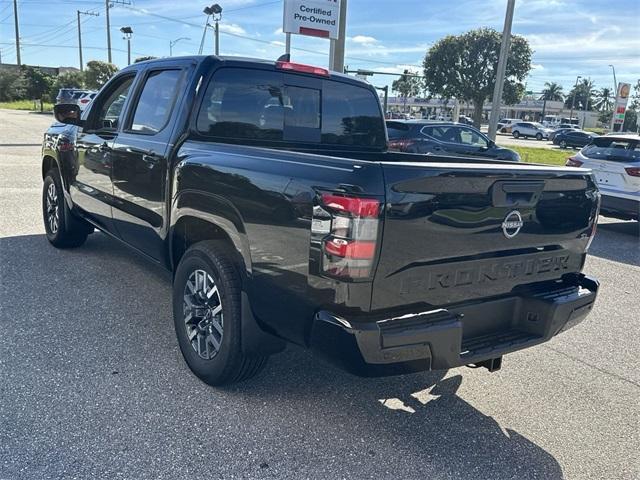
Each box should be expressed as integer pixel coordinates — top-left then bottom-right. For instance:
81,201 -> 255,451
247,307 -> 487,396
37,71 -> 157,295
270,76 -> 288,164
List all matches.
513,131 -> 520,139
172,240 -> 267,386
560,140 -> 567,149
535,133 -> 543,140
42,169 -> 92,248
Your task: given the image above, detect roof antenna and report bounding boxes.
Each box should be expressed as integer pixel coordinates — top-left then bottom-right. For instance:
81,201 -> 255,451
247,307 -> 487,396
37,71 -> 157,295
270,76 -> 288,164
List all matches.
277,53 -> 290,62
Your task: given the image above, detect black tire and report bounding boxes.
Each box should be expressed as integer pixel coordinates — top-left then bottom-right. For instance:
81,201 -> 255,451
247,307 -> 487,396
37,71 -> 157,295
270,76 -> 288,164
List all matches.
536,133 -> 543,141
172,240 -> 267,386
513,131 -> 520,139
42,169 -> 92,248
560,140 -> 567,149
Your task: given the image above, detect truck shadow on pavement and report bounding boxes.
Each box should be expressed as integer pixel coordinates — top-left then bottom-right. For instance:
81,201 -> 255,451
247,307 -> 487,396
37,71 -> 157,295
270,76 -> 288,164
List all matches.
0,232 -> 563,480
587,219 -> 639,266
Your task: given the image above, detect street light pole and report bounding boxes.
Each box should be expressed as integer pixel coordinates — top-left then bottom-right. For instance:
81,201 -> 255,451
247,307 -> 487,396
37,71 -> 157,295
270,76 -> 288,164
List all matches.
120,26 -> 133,65
608,64 -> 618,132
170,37 -> 190,56
569,75 -> 581,124
488,0 -> 515,140
202,4 -> 222,56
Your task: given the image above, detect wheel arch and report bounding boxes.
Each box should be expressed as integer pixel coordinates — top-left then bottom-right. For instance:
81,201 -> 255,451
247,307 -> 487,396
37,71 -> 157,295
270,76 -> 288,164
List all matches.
170,192 -> 252,276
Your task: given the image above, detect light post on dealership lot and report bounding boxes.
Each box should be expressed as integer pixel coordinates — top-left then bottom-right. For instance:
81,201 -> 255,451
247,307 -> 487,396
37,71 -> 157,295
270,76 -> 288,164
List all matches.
569,75 -> 581,124
203,4 -> 222,56
120,26 -> 133,65
608,65 -> 618,132
170,37 -> 190,56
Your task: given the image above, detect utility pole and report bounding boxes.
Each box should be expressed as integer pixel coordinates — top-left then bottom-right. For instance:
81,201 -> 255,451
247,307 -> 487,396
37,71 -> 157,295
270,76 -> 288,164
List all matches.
105,0 -> 111,63
13,0 -> 21,65
77,11 -> 99,72
488,0 -> 515,140
329,0 -> 347,72
170,37 -> 190,56
106,1 -> 131,64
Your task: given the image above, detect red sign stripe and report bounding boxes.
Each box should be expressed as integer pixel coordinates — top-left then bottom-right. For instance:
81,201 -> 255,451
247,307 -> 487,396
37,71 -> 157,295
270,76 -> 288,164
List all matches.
299,26 -> 330,38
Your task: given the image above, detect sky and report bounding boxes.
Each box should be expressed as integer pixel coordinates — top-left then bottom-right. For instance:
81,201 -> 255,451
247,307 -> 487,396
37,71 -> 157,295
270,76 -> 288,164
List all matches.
0,0 -> 638,95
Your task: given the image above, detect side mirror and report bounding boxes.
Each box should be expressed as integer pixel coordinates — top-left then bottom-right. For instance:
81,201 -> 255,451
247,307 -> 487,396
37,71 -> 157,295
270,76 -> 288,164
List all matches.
53,103 -> 82,126
487,140 -> 496,148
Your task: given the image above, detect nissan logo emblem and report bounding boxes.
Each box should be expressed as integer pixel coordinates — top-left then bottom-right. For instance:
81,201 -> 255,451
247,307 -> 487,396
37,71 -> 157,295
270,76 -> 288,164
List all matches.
502,210 -> 524,238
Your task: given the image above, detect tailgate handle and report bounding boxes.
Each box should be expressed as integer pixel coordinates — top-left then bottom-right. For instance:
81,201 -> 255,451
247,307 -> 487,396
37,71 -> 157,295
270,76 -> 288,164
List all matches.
492,181 -> 544,208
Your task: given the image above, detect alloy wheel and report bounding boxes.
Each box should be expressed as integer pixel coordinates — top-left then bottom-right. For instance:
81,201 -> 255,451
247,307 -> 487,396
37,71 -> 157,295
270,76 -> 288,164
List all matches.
183,269 -> 224,360
46,182 -> 59,234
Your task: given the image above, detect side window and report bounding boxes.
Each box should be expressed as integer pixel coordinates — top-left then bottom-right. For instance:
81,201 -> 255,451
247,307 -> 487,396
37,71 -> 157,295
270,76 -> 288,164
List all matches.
321,81 -> 385,148
92,75 -> 135,132
129,69 -> 183,134
197,68 -> 285,141
458,127 -> 488,147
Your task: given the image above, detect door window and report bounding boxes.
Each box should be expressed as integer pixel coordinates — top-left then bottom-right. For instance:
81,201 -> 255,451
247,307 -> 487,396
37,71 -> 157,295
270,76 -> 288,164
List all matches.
129,69 -> 184,134
458,127 -> 488,147
93,76 -> 135,132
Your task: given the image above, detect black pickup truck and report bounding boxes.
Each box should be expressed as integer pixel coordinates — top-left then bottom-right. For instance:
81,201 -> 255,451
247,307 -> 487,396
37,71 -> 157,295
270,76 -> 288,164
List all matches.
43,55 -> 600,386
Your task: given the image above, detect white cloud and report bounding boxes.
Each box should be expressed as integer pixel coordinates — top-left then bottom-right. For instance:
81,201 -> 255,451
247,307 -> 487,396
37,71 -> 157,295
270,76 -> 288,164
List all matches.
219,23 -> 247,35
350,35 -> 378,45
531,63 -> 545,71
274,27 -> 283,35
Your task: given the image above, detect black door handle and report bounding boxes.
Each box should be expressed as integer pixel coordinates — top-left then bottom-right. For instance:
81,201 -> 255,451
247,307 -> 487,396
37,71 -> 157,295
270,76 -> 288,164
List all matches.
142,152 -> 159,167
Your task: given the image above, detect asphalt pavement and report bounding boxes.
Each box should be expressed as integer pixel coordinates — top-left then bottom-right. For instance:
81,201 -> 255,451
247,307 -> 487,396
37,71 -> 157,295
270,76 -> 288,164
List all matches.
1,109 -> 639,480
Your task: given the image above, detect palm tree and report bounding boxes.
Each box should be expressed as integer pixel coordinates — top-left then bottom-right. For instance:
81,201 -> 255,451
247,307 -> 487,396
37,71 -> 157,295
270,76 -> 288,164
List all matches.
540,82 -> 564,101
594,87 -> 614,112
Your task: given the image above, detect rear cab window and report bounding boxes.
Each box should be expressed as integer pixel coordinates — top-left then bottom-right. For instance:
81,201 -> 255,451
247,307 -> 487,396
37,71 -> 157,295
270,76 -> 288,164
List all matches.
195,66 -> 385,150
582,137 -> 640,163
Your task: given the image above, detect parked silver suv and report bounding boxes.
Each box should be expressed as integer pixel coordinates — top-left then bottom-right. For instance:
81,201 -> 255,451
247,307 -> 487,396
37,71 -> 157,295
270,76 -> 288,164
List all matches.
511,122 -> 554,140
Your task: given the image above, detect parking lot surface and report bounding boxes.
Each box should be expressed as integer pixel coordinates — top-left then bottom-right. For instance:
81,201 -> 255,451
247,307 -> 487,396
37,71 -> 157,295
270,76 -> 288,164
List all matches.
1,109 -> 638,480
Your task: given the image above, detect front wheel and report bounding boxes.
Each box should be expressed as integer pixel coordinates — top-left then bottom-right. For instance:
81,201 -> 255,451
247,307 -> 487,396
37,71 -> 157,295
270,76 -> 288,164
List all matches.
42,169 -> 92,248
513,131 -> 520,139
536,133 -> 543,140
172,241 -> 268,386
559,140 -> 567,149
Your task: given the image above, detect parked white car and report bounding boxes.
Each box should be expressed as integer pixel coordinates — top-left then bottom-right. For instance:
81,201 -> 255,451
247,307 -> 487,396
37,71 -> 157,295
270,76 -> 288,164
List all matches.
567,135 -> 640,220
511,122 -> 554,140
497,118 -> 519,133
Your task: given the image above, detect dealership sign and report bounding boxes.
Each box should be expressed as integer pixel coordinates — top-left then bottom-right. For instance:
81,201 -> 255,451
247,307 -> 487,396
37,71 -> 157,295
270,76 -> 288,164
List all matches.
613,82 -> 631,126
283,0 -> 341,39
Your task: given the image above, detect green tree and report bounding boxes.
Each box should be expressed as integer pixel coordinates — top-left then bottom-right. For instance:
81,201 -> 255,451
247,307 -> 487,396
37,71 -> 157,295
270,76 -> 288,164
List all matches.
422,28 -> 532,127
49,70 -> 86,102
84,60 -> 118,89
392,69 -> 421,112
593,87 -> 614,113
20,66 -> 54,100
565,78 -> 596,111
0,70 -> 24,101
540,81 -> 564,102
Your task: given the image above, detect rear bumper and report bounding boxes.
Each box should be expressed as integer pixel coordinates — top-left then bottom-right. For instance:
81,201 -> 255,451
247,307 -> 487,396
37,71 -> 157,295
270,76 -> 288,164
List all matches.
600,194 -> 639,220
310,274 -> 599,376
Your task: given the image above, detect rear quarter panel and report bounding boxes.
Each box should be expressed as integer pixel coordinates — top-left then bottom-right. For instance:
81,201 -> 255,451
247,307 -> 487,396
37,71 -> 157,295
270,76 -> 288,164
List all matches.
171,141 -> 386,344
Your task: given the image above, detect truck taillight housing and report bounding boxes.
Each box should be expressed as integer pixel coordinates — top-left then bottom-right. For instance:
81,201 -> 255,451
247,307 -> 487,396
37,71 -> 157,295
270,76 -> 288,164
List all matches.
312,193 -> 382,280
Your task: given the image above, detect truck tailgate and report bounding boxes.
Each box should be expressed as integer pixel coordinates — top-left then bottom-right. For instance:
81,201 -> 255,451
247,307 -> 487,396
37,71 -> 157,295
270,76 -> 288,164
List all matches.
372,161 -> 599,310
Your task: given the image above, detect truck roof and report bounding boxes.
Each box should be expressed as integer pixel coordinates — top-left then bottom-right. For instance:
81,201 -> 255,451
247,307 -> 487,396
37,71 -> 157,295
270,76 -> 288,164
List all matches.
123,54 -> 366,87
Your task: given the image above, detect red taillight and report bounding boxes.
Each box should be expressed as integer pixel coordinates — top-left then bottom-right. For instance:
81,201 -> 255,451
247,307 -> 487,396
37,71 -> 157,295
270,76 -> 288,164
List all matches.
321,193 -> 379,218
275,61 -> 329,76
566,156 -> 583,167
313,193 -> 382,280
624,167 -> 640,177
